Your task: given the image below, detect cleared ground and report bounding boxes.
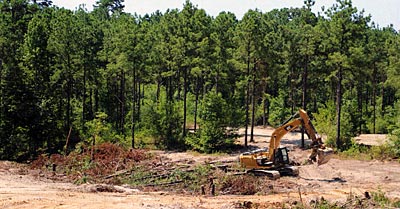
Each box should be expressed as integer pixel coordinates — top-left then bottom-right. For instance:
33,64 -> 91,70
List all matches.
1,126 -> 400,208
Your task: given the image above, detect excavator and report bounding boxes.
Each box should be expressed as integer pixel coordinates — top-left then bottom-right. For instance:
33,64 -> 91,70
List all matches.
239,109 -> 333,179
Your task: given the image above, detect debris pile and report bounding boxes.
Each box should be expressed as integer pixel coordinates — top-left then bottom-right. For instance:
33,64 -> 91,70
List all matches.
30,143 -> 149,182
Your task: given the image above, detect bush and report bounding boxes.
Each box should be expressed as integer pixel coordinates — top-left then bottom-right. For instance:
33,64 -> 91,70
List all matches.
388,101 -> 400,158
389,130 -> 400,158
185,90 -> 229,153
81,112 -> 122,145
340,138 -> 399,161
268,90 -> 291,127
313,100 -> 354,150
313,101 -> 337,147
138,86 -> 183,149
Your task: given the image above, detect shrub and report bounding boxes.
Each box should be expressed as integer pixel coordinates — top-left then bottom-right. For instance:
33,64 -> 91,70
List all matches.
268,90 -> 291,127
313,100 -> 354,150
313,101 -> 337,147
185,90 -> 230,153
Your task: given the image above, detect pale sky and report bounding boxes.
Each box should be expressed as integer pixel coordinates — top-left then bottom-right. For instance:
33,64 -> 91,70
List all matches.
52,0 -> 400,30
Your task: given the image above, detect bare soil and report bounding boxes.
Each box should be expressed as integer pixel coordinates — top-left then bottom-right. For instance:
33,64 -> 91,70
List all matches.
1,126 -> 400,209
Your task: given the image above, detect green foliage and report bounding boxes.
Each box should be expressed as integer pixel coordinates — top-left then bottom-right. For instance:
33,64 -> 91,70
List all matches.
313,101 -> 337,147
340,141 -> 371,160
126,164 -> 213,193
340,138 -> 399,161
172,164 -> 212,191
185,90 -> 231,153
0,0 -> 400,160
371,189 -> 391,208
268,91 -> 291,127
157,96 -> 183,149
313,100 -> 354,149
82,112 -> 115,144
387,101 -> 400,158
365,97 -> 389,134
389,132 -> 400,159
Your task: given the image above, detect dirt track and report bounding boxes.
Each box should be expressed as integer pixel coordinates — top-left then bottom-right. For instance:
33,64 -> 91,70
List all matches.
1,126 -> 400,208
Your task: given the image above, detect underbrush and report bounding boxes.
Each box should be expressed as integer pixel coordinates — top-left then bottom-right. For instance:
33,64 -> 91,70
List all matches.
126,164 -> 216,193
339,140 -> 400,161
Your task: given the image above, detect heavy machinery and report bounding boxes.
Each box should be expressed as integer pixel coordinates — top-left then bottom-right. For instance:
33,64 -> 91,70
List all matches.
239,109 -> 333,179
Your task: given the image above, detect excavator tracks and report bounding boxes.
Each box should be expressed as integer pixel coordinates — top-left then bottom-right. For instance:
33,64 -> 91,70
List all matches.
246,169 -> 280,180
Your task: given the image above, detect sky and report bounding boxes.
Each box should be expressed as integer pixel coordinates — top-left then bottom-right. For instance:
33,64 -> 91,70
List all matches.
51,0 -> 400,30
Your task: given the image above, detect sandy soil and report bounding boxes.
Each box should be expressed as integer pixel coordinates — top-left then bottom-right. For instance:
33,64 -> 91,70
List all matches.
1,126 -> 400,209
354,134 -> 388,146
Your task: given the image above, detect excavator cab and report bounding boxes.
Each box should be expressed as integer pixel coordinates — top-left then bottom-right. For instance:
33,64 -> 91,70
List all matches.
273,147 -> 290,165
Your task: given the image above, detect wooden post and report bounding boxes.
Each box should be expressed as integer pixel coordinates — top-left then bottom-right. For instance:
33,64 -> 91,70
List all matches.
201,185 -> 205,195
298,187 -> 303,205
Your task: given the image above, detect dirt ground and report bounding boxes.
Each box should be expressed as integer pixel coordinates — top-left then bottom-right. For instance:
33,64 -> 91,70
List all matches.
1,126 -> 400,209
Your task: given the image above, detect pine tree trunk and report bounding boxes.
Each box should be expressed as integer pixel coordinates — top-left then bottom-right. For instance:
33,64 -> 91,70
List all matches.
131,68 -> 136,149
183,68 -> 187,137
244,44 -> 250,147
290,67 -> 294,115
357,84 -> 363,134
194,76 -> 199,132
372,65 -> 377,134
336,67 -> 343,149
95,79 -> 99,114
137,82 -> 142,122
156,77 -> 160,103
250,61 -> 256,143
0,59 -> 3,122
82,66 -> 87,129
120,70 -> 125,136
301,60 -> 308,148
89,89 -> 93,120
381,79 -> 385,116
67,78 -> 71,131
262,80 -> 267,127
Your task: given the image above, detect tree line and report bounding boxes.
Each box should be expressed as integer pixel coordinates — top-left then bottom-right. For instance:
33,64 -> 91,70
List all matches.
0,0 -> 399,161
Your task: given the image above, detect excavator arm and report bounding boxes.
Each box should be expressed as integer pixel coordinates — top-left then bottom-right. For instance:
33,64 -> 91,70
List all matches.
268,109 -> 332,165
267,117 -> 302,160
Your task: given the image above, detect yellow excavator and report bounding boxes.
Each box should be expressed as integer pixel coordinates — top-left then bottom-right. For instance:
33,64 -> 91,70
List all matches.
239,109 -> 333,179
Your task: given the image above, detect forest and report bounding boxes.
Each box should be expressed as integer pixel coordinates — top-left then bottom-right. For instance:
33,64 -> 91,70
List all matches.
0,0 -> 399,161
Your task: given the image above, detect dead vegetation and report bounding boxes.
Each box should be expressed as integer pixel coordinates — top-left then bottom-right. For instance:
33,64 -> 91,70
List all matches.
30,143 -> 149,183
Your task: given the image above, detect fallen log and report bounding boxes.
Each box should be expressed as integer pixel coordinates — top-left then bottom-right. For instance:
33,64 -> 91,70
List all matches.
145,180 -> 183,187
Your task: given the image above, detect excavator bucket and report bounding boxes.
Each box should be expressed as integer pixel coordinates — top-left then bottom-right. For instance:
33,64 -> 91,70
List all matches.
317,148 -> 334,165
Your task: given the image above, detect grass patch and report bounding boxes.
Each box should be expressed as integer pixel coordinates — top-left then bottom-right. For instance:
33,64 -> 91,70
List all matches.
339,139 -> 399,161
